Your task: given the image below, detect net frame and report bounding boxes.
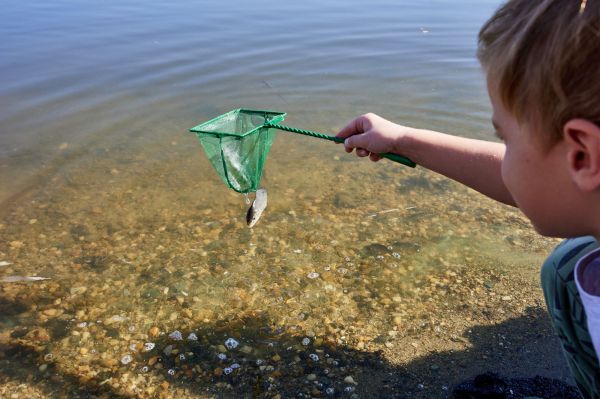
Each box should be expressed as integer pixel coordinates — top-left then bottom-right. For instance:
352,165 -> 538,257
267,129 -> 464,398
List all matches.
190,109 -> 286,193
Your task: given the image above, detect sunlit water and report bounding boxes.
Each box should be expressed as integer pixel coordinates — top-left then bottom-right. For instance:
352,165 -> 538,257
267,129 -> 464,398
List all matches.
0,0 -> 564,397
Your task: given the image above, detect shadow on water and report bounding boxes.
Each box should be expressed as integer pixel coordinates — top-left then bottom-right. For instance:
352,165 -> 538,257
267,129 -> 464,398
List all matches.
0,307 -> 580,399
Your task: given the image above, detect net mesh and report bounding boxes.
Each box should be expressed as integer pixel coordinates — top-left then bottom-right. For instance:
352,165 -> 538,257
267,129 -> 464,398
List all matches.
190,109 -> 285,193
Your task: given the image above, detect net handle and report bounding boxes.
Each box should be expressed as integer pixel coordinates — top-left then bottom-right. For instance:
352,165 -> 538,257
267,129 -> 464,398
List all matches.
264,123 -> 416,168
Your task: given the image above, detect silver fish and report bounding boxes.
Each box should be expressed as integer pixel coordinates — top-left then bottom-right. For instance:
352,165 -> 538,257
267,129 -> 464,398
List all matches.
246,188 -> 267,228
2,275 -> 50,282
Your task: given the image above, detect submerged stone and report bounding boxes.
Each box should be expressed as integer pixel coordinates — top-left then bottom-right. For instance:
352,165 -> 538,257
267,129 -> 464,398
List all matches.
187,332 -> 198,341
143,342 -> 155,352
224,337 -> 239,350
361,243 -> 390,257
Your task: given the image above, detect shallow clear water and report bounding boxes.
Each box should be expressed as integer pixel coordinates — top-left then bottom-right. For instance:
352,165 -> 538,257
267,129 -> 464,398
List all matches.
0,0 -> 564,397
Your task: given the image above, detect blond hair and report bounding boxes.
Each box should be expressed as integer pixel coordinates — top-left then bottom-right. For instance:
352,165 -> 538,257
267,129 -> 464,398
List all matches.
478,0 -> 600,146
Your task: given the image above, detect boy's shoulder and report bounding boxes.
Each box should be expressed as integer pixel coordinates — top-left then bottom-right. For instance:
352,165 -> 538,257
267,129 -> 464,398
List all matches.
544,236 -> 600,276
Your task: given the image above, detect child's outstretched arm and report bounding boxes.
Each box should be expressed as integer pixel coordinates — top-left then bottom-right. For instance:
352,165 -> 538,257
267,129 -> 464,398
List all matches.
337,113 -> 515,206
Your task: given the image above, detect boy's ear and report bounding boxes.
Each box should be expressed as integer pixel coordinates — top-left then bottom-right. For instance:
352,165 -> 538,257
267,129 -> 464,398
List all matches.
564,119 -> 600,192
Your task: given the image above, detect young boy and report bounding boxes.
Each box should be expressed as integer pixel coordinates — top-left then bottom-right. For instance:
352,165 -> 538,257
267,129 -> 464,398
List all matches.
336,0 -> 600,397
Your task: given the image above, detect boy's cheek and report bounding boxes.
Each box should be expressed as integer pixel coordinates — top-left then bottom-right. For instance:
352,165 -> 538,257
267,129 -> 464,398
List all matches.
499,159 -> 512,192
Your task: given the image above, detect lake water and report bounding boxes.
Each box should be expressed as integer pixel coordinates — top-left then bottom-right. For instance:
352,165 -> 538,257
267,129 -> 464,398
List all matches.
0,1 -> 567,398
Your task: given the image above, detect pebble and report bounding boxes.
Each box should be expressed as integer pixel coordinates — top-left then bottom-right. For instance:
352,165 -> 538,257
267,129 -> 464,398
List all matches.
163,345 -> 173,356
223,367 -> 233,375
167,368 -> 176,376
307,272 -> 320,279
224,337 -> 239,349
240,345 -> 253,354
79,348 -> 88,355
43,309 -> 59,317
168,330 -> 183,341
302,337 -> 311,346
38,364 -> 48,372
148,326 -> 159,337
70,286 -> 87,295
307,373 -> 317,381
309,353 -> 319,361
9,240 -> 24,249
344,376 -> 357,385
214,367 -> 223,376
143,342 -> 155,352
104,315 -> 125,325
102,358 -> 118,368
120,355 -> 132,365
187,332 -> 198,341
217,353 -> 227,360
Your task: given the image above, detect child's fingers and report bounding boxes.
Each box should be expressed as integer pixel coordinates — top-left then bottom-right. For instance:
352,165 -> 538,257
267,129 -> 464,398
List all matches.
336,119 -> 360,139
343,133 -> 369,152
356,148 -> 370,157
369,153 -> 382,162
336,115 -> 370,139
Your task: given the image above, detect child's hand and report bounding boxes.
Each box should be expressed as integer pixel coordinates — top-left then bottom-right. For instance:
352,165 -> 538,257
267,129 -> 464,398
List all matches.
336,113 -> 412,162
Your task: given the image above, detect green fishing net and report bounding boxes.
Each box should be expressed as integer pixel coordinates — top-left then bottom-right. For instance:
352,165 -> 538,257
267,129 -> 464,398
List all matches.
190,109 -> 285,193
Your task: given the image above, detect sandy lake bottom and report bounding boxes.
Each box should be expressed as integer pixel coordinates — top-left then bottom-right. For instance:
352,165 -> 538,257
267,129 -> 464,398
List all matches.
0,136 -> 575,398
